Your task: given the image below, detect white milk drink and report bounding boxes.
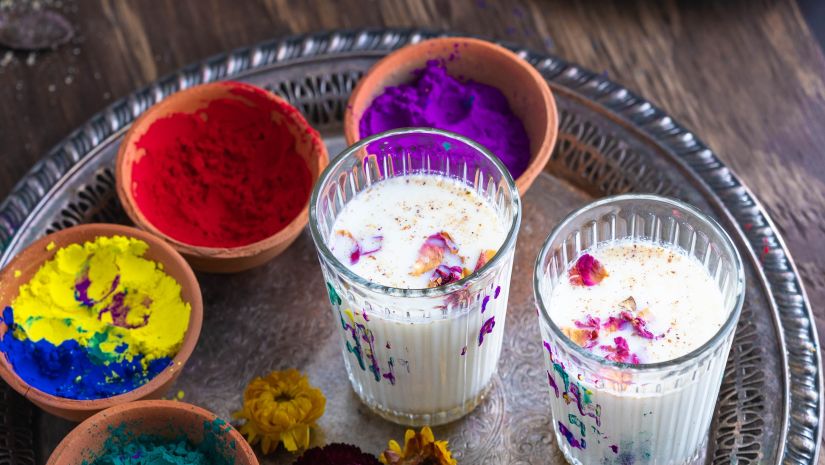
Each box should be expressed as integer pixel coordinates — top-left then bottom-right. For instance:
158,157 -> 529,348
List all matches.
542,240 -> 728,464
326,173 -> 509,422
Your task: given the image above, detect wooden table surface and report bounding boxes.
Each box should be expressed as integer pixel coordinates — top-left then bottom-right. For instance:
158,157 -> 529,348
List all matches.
1,0 -> 824,459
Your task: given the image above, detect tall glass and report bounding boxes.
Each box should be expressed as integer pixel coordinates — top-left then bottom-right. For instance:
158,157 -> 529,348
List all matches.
533,195 -> 745,465
310,128 -> 521,426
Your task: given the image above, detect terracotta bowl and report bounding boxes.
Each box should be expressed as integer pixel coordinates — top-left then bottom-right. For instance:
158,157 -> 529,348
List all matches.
344,36 -> 558,195
116,81 -> 329,273
46,400 -> 258,465
0,224 -> 203,422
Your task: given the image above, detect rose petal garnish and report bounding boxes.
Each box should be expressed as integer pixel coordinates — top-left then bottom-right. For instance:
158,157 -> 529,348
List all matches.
563,327 -> 599,349
574,315 -> 600,330
620,311 -> 657,339
474,249 -> 497,272
569,253 -> 608,286
600,336 -> 640,364
360,235 -> 384,255
332,230 -> 361,265
411,232 -> 458,276
333,231 -> 383,266
428,264 -> 468,287
603,316 -> 628,332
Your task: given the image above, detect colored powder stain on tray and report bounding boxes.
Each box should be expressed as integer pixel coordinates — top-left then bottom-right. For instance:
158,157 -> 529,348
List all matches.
84,419 -> 236,465
0,236 -> 190,399
131,84 -> 313,248
359,59 -> 532,179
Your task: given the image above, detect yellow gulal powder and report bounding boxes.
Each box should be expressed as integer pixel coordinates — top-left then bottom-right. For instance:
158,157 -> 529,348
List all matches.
9,235 -> 190,363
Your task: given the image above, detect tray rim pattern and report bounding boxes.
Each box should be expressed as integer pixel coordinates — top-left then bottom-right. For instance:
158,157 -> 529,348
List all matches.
0,28 -> 819,465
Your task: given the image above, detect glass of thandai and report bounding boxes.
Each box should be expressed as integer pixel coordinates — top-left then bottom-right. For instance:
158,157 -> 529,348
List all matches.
309,128 -> 521,426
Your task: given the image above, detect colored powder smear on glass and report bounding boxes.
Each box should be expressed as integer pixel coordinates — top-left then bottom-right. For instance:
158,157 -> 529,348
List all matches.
84,419 -> 236,465
131,83 -> 314,248
0,236 -> 190,399
359,59 -> 532,179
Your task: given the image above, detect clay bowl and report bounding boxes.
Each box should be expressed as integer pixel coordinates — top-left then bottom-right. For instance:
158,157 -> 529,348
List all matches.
344,36 -> 558,195
0,224 -> 203,422
116,81 -> 329,273
46,400 -> 258,465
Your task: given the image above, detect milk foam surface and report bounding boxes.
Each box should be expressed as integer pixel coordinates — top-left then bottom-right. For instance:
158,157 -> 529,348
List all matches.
330,174 -> 506,289
550,240 -> 726,363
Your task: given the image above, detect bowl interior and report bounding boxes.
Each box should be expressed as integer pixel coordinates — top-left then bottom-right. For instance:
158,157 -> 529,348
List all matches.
116,81 -> 328,257
47,401 -> 256,465
0,224 -> 202,412
346,37 -> 556,187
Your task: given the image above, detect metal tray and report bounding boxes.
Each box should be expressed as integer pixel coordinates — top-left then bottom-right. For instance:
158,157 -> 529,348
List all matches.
0,29 -> 820,465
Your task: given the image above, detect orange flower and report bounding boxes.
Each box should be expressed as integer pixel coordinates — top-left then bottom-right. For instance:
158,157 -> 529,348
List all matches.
379,426 -> 457,465
233,369 -> 326,453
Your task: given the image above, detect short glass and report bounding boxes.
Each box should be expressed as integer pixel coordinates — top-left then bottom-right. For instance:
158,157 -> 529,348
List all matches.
309,128 -> 521,426
533,195 -> 745,465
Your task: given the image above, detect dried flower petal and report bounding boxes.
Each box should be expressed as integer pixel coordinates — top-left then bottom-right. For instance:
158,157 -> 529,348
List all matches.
619,296 -> 636,312
379,426 -> 457,465
428,264 -> 468,287
333,230 -> 361,265
361,235 -> 384,255
563,327 -> 599,349
619,311 -> 657,339
411,232 -> 458,276
333,231 -> 383,265
603,316 -> 627,332
233,369 -> 326,453
569,253 -> 608,286
599,336 -> 641,364
474,249 -> 497,271
574,315 -> 600,330
292,443 -> 380,465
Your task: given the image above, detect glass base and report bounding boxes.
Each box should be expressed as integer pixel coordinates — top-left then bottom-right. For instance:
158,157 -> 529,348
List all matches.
351,378 -> 494,426
557,436 -> 708,465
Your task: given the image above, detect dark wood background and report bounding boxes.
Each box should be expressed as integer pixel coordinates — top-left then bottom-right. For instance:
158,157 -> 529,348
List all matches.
1,0 -> 824,457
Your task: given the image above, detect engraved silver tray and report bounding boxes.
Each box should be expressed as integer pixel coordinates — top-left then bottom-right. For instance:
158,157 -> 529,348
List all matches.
0,29 -> 820,465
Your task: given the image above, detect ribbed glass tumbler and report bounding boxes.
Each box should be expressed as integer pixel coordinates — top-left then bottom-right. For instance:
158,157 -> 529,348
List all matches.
533,195 -> 745,465
309,128 -> 522,426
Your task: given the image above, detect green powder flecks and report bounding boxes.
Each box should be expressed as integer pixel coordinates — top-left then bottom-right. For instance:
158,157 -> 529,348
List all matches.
553,361 -> 570,392
326,282 -> 342,306
83,419 -> 236,465
581,386 -> 593,405
568,414 -> 586,437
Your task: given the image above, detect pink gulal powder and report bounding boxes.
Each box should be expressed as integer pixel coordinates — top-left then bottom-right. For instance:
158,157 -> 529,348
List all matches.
359,60 -> 531,179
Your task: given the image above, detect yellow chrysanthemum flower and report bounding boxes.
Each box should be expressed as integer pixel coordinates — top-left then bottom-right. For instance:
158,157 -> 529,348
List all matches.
379,426 -> 457,465
233,369 -> 326,453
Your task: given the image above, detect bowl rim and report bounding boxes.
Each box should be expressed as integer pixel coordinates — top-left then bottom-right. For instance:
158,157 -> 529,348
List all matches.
342,36 -> 558,195
0,223 -> 203,414
115,80 -> 329,259
45,400 -> 259,465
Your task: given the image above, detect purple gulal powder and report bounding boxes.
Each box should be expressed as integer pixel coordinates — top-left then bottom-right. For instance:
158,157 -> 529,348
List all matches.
359,60 -> 532,179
